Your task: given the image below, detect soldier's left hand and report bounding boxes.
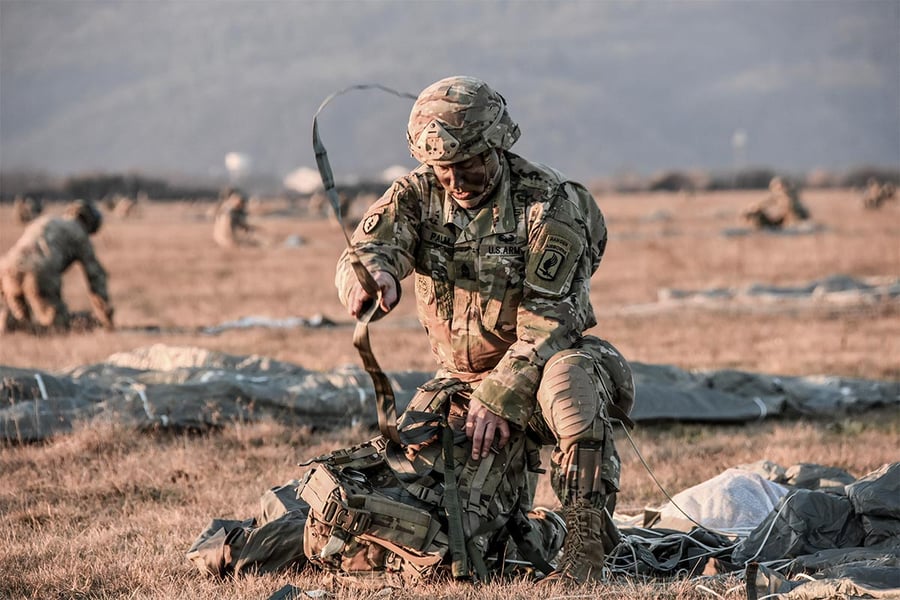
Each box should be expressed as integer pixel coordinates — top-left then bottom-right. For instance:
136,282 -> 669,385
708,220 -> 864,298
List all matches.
465,397 -> 510,460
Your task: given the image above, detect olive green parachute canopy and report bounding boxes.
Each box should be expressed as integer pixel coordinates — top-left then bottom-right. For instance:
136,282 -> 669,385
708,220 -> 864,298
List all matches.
407,76 -> 520,166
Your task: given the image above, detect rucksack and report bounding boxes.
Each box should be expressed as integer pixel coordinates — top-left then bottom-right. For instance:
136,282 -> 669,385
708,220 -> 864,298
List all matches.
297,377 -> 543,580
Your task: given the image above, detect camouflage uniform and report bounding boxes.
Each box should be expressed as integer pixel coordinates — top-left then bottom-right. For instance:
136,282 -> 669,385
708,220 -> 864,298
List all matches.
0,200 -> 113,333
336,76 -> 634,582
12,195 -> 43,224
862,179 -> 897,210
213,190 -> 255,248
743,176 -> 810,229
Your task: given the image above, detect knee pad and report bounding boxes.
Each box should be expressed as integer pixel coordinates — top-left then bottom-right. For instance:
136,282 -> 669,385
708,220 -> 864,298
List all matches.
536,349 -> 608,452
581,337 -> 635,419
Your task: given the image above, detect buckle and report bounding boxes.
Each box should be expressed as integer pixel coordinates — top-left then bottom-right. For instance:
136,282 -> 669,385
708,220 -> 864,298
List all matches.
322,498 -> 371,535
337,507 -> 371,535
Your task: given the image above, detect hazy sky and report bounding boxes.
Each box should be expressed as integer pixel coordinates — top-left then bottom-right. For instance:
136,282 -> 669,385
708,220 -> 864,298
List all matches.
1,0 -> 898,182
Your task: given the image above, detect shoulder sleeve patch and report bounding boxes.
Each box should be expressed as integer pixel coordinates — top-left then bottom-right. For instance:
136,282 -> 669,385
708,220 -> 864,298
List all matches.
525,221 -> 584,297
353,203 -> 393,243
361,212 -> 381,234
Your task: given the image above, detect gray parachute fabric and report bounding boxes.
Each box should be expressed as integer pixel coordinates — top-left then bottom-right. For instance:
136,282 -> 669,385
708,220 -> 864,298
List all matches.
734,463 -> 900,566
735,462 -> 900,600
732,489 -> 866,564
607,461 -> 900,597
2,344 -> 898,442
186,480 -> 309,578
630,363 -> 900,423
747,560 -> 900,600
0,344 -> 428,442
847,463 -> 900,519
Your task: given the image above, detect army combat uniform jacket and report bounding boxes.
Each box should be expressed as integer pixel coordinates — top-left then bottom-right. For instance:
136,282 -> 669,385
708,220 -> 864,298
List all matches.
0,215 -> 110,317
336,152 -> 606,428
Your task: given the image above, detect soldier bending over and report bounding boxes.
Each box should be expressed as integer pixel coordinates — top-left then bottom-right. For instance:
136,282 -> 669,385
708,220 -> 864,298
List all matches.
213,188 -> 257,248
0,200 -> 113,334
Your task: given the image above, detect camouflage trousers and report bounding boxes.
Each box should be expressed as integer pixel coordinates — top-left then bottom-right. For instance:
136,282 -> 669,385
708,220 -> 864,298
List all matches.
297,376 -> 567,581
528,336 -> 635,512
0,270 -> 70,332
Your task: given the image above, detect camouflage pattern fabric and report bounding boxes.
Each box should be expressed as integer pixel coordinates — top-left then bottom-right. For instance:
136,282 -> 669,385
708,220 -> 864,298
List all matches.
213,192 -> 255,248
186,480 -> 309,578
335,151 -> 608,429
0,214 -> 111,332
12,196 -> 43,224
407,76 -> 520,166
743,178 -> 810,229
297,379 -> 565,580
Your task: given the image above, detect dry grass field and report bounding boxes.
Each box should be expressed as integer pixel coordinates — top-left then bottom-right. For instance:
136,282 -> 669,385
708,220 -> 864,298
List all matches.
1,189 -> 899,599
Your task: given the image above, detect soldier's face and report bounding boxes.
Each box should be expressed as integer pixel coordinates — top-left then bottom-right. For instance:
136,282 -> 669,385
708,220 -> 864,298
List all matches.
433,154 -> 490,207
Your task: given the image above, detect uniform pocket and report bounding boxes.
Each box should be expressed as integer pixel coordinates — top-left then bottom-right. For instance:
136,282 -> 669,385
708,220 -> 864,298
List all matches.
479,253 -> 523,339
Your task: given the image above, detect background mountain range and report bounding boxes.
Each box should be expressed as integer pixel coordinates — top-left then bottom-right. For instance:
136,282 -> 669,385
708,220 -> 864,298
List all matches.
1,0 -> 898,187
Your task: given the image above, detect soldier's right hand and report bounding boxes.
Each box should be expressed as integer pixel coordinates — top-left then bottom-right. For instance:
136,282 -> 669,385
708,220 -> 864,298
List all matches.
347,271 -> 397,320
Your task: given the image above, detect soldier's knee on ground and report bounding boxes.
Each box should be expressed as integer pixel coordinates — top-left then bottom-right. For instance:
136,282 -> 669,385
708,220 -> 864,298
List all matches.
537,339 -> 635,444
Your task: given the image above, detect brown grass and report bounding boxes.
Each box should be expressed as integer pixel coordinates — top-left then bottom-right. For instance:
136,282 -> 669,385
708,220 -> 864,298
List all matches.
0,189 -> 898,599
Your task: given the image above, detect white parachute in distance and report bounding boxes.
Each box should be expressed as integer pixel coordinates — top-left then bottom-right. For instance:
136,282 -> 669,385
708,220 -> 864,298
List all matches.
225,152 -> 253,180
283,166 -> 323,194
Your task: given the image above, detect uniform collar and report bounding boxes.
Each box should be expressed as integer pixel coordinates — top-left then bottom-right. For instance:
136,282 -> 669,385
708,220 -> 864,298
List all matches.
441,157 -> 514,235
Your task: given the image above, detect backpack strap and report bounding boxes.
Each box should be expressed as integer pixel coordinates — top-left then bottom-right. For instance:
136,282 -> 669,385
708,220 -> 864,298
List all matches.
441,413 -> 470,579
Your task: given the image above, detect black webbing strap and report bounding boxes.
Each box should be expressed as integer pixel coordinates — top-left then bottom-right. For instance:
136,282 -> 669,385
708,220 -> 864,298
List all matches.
441,414 -> 470,579
505,515 -> 557,577
311,84 -> 416,445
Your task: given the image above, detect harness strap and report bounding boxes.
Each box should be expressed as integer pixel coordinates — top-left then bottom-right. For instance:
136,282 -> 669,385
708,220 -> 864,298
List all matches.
352,315 -> 400,444
312,84 -> 416,445
357,534 -> 445,570
441,414 -> 469,578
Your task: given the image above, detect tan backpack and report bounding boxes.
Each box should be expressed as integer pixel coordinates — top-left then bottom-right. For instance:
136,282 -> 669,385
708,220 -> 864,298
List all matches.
297,378 -> 544,580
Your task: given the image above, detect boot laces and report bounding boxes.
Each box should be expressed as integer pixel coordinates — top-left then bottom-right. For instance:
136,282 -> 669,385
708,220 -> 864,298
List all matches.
558,501 -> 591,571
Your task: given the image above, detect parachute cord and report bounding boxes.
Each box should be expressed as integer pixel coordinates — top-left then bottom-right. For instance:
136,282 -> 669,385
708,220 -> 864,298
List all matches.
311,83 -> 417,246
311,84 -> 417,445
612,419 -> 746,541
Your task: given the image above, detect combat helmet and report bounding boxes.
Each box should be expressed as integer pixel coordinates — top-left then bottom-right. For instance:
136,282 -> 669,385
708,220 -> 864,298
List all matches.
66,199 -> 103,234
407,76 -> 520,166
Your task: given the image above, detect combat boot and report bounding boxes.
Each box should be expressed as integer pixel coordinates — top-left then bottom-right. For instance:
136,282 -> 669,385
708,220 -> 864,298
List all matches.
546,499 -> 611,584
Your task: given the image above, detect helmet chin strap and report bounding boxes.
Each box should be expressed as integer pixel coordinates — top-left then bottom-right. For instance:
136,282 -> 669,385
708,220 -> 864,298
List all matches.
449,150 -> 502,210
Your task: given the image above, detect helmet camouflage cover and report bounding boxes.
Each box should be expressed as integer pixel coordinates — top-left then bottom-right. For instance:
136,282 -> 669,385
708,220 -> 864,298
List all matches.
407,76 -> 521,166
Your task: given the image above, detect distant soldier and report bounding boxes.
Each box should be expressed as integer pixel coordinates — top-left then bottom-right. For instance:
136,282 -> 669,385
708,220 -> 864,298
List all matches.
307,189 -> 352,228
213,188 -> 257,247
742,176 -> 810,229
12,195 -> 44,224
112,194 -> 139,218
862,178 -> 897,210
0,200 -> 114,334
